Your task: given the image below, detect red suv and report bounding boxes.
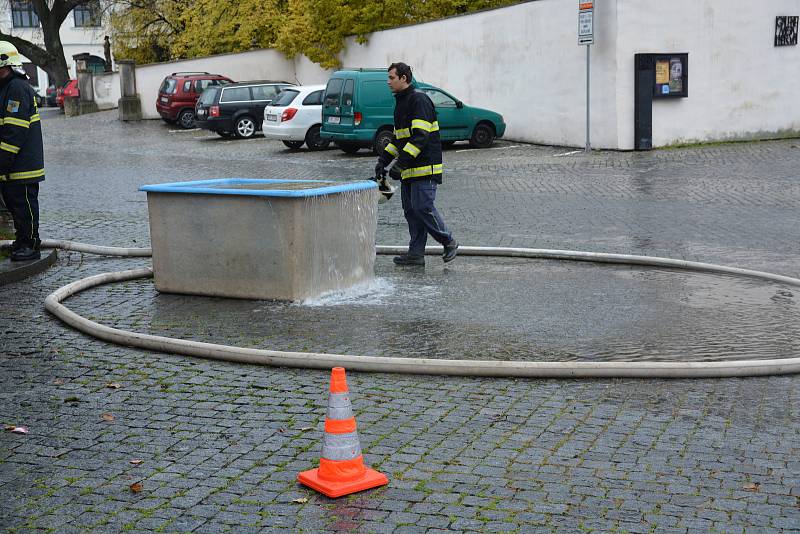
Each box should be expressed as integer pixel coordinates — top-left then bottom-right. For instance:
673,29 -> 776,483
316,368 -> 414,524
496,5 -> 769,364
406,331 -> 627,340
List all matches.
156,72 -> 233,129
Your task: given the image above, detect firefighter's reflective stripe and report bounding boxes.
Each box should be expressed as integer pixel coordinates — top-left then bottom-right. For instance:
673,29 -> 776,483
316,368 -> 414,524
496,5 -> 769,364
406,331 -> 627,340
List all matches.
30,113 -> 40,123
384,142 -> 399,157
411,119 -> 439,132
1,142 -> 20,154
1,116 -> 30,128
8,168 -> 44,180
394,127 -> 411,139
401,163 -> 443,180
403,142 -> 421,157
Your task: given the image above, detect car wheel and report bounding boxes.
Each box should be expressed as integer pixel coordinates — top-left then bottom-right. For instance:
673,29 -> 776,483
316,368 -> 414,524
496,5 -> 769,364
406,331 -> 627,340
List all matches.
234,116 -> 256,138
283,140 -> 305,149
373,128 -> 394,155
178,109 -> 195,129
336,141 -> 361,154
469,123 -> 495,149
305,125 -> 329,151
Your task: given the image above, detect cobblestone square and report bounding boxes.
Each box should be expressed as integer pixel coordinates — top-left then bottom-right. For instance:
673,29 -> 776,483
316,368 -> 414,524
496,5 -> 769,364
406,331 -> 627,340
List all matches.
1,110 -> 799,532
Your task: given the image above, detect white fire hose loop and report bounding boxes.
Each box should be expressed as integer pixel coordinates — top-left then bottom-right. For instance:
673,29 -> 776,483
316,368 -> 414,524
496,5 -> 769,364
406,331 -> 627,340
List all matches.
29,239 -> 800,378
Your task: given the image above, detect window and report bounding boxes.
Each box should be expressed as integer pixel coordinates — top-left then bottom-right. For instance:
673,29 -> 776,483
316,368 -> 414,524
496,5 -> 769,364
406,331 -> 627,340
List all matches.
12,1 -> 39,28
272,89 -> 299,107
74,1 -> 102,27
159,78 -> 177,95
198,86 -> 219,105
422,89 -> 457,108
251,85 -> 279,101
220,87 -> 251,102
341,79 -> 354,107
302,90 -> 323,106
194,79 -> 219,93
324,78 -> 343,107
183,81 -> 192,93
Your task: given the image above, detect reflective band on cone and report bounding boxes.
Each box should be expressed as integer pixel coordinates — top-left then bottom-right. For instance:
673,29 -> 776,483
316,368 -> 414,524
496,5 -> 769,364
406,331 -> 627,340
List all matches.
297,367 -> 388,498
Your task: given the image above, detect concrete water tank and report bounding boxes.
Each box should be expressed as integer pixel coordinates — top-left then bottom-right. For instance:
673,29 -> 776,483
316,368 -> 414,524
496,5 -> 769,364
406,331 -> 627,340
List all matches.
140,179 -> 378,301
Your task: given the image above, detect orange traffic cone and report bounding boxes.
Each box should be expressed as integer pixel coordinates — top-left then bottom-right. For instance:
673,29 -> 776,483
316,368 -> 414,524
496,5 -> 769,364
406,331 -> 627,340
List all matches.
298,367 -> 388,498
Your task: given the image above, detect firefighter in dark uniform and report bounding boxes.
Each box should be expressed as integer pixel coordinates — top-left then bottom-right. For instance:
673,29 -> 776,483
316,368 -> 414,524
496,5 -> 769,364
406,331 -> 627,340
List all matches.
375,62 -> 458,266
0,41 -> 44,262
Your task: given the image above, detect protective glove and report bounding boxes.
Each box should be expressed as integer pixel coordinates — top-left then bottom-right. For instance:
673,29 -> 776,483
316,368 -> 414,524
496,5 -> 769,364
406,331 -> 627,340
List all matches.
388,163 -> 403,181
374,161 -> 386,179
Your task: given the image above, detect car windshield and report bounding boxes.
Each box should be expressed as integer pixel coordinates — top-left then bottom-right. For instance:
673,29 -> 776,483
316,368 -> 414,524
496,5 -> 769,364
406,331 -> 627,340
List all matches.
159,78 -> 177,95
198,86 -> 220,105
271,89 -> 298,107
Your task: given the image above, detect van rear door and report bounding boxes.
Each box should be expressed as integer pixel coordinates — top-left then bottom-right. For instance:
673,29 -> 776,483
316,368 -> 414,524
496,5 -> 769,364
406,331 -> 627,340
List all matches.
322,77 -> 354,133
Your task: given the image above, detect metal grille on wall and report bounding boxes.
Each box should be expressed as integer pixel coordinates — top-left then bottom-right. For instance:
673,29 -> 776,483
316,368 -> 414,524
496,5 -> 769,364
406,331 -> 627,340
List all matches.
775,16 -> 799,46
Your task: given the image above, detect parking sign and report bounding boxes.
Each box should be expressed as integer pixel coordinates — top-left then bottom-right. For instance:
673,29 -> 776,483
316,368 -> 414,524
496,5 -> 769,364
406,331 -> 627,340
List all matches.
579,1 -> 594,45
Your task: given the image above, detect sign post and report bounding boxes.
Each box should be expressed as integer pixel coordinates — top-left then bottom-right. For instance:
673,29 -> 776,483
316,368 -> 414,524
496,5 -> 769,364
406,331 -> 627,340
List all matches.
578,1 -> 593,152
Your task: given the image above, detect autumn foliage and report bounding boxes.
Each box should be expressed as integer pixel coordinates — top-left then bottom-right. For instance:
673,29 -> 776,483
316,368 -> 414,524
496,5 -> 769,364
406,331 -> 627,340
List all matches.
110,0 -> 520,67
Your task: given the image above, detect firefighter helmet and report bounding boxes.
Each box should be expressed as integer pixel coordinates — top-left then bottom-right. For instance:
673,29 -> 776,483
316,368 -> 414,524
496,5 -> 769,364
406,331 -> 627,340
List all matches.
0,41 -> 23,68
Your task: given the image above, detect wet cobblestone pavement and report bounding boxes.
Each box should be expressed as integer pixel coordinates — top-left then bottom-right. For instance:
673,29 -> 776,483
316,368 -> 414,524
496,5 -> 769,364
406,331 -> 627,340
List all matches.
1,109 -> 800,532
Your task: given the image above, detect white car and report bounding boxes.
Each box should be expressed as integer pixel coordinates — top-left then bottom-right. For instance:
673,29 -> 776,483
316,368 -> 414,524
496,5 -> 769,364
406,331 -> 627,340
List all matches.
262,84 -> 330,150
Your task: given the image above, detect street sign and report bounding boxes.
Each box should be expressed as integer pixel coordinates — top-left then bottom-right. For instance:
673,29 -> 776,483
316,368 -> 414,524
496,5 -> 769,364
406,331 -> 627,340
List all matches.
578,1 -> 594,45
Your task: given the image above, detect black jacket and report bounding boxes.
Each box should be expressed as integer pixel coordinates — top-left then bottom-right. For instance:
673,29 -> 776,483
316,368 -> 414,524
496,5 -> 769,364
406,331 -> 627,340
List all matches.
379,85 -> 443,184
0,71 -> 44,184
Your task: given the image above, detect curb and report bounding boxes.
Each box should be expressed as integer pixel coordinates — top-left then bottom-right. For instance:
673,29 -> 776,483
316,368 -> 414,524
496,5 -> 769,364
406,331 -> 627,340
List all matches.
0,248 -> 57,286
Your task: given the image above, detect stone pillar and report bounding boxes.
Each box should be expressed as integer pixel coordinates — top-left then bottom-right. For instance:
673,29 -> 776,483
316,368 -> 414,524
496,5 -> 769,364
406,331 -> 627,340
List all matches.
67,53 -> 98,116
117,60 -> 141,121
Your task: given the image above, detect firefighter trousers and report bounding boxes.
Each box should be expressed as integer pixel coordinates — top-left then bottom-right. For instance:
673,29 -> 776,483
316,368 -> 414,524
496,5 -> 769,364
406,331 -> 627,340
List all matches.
401,179 -> 453,257
0,182 -> 40,247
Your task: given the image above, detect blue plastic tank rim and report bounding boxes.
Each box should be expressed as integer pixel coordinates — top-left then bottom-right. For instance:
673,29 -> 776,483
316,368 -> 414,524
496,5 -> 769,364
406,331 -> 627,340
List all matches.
139,178 -> 377,197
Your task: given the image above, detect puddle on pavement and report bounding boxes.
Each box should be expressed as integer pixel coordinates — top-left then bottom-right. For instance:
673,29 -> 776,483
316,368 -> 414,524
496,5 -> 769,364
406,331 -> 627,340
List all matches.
71,256 -> 800,362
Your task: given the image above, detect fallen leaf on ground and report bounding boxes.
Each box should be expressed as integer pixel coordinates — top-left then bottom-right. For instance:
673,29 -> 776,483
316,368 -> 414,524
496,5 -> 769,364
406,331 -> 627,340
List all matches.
105,383 -> 122,389
53,379 -> 65,385
129,459 -> 143,465
292,497 -> 308,504
299,427 -> 313,431
129,482 -> 143,493
5,425 -> 28,434
743,482 -> 760,492
101,413 -> 115,422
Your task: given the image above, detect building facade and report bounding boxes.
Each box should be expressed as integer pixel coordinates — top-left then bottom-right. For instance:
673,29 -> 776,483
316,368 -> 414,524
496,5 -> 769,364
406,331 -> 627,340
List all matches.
0,0 -> 109,96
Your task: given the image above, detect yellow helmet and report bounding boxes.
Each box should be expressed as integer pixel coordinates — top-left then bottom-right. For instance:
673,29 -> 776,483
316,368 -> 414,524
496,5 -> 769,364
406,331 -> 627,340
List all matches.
0,41 -> 23,68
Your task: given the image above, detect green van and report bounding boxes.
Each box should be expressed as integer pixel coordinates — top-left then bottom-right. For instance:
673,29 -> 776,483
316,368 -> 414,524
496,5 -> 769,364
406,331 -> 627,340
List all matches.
320,68 -> 506,154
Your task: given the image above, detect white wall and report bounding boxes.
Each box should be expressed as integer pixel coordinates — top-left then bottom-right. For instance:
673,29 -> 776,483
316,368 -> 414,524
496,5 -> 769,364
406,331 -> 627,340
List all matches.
135,49 -> 297,119
92,71 -> 119,110
122,0 -> 800,148
335,0 -> 619,148
615,0 -> 800,149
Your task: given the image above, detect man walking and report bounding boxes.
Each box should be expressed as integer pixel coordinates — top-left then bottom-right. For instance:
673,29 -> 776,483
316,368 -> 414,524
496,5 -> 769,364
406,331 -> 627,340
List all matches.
376,62 -> 457,266
0,41 -> 44,261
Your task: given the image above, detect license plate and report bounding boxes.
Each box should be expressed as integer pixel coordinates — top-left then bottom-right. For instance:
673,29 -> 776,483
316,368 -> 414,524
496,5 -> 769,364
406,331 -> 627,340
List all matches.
266,114 -> 277,121
160,97 -> 168,103
327,116 -> 340,124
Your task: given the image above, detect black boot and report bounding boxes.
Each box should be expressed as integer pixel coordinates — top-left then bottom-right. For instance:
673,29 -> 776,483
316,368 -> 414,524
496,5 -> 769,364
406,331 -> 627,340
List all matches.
10,245 -> 40,262
443,240 -> 458,263
393,253 -> 425,266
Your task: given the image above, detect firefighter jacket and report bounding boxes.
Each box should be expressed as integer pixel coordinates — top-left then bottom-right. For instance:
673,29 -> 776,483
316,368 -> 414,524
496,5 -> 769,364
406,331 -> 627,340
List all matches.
380,85 -> 443,184
0,71 -> 44,184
